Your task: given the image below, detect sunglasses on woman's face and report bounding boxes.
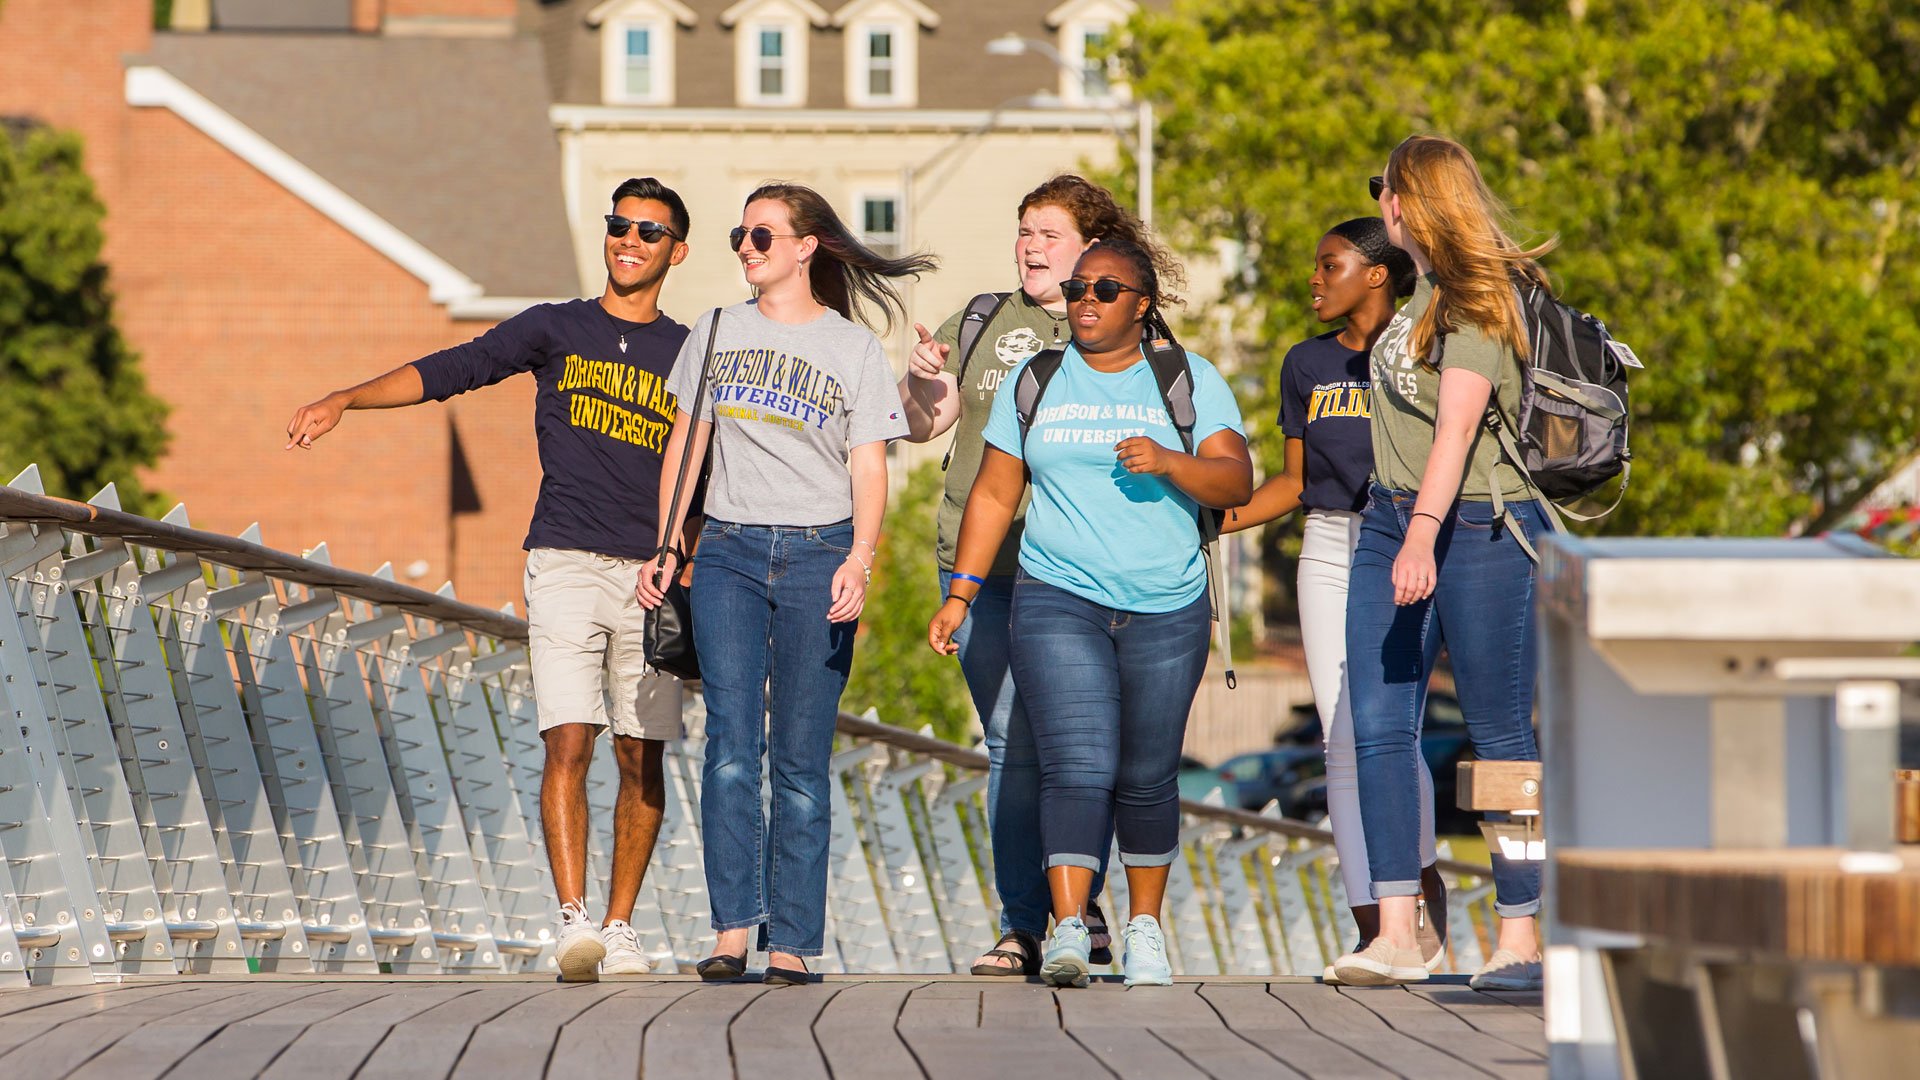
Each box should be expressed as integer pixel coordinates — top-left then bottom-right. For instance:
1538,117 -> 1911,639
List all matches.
1060,278 -> 1146,304
604,215 -> 682,243
729,225 -> 802,253
1369,176 -> 1387,200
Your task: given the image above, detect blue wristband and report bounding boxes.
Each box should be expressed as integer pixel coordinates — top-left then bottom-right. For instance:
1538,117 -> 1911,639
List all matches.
950,572 -> 987,587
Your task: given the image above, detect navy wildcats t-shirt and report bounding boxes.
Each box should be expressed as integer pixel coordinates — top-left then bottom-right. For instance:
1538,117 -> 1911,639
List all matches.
1278,330 -> 1374,512
412,299 -> 687,559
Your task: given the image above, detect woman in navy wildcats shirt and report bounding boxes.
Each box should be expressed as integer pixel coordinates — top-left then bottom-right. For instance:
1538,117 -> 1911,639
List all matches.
1223,218 -> 1448,980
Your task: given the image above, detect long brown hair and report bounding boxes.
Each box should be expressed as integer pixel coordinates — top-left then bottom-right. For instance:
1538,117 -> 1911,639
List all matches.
746,182 -> 937,332
1018,174 -> 1185,304
1385,135 -> 1554,360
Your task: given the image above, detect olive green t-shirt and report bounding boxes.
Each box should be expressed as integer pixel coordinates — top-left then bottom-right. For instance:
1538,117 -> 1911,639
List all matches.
933,291 -> 1071,574
1368,275 -> 1528,502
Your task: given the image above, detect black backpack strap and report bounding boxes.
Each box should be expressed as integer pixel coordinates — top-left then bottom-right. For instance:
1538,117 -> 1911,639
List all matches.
952,291 -> 1014,386
1141,337 -> 1235,688
1012,347 -> 1067,458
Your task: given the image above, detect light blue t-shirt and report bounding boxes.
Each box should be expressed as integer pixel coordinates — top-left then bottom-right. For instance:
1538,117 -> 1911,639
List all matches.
982,345 -> 1244,612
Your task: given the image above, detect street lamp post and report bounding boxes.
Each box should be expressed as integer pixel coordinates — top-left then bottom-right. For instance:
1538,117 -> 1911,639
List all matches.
986,33 -> 1154,227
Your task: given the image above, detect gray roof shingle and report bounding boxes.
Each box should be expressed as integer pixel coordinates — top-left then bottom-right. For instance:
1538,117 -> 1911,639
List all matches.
144,32 -> 578,299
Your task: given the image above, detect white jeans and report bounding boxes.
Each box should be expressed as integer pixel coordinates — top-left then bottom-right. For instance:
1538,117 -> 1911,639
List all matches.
1298,509 -> 1436,903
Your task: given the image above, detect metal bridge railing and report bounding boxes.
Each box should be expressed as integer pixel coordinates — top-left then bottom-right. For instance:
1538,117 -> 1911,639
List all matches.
0,469 -> 1497,985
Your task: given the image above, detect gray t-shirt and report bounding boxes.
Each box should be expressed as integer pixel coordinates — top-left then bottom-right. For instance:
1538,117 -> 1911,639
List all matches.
667,301 -> 908,526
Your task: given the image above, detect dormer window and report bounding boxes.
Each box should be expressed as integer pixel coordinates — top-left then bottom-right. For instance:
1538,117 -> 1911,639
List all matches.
588,0 -> 696,106
722,0 -> 830,107
833,1 -> 937,108
1045,0 -> 1135,106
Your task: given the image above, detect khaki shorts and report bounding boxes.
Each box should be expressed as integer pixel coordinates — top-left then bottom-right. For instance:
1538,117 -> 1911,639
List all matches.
524,547 -> 684,740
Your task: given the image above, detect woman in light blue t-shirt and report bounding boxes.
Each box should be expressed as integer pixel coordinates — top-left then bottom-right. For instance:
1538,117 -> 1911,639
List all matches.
928,237 -> 1252,989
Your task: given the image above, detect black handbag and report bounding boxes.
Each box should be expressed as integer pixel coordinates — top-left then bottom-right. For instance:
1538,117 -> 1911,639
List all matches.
643,308 -> 721,682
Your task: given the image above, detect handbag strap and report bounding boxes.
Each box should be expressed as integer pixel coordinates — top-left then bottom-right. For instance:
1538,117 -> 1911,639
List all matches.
660,307 -> 722,558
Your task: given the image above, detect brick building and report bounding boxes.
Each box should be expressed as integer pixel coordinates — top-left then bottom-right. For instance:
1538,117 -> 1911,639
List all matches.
0,0 -> 577,609
0,0 -> 1168,608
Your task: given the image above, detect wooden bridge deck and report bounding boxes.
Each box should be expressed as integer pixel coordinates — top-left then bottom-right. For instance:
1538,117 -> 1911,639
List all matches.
0,975 -> 1545,1079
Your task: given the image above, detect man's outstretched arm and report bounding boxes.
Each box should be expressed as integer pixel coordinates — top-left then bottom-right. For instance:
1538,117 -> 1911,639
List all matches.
285,364 -> 426,449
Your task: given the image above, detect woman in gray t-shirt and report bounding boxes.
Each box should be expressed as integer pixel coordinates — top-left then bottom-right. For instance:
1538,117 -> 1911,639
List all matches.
636,183 -> 933,986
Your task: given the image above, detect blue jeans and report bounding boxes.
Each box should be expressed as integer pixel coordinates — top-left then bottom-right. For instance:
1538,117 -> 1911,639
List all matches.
1346,485 -> 1545,917
693,519 -> 858,957
939,571 -> 1106,936
1008,574 -> 1211,871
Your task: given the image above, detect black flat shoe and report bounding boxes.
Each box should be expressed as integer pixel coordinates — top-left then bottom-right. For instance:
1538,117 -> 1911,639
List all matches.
696,951 -> 747,981
1084,899 -> 1114,967
762,962 -> 811,987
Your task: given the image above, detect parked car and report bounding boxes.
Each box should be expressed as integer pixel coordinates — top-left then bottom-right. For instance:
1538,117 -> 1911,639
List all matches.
1277,690 -> 1478,833
1176,755 -> 1229,804
1213,745 -> 1328,816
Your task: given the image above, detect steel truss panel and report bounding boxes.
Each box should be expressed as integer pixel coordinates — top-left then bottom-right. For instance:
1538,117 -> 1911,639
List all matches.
861,761 -> 951,973
826,747 -> 898,974
928,775 -> 995,970
227,582 -> 379,973
158,567 -> 315,972
294,588 -> 442,973
6,540 -> 173,975
426,636 -> 553,969
359,613 -> 504,972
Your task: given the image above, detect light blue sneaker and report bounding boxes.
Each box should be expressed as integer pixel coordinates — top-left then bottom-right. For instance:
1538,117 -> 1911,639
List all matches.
1041,916 -> 1092,988
1122,914 -> 1173,986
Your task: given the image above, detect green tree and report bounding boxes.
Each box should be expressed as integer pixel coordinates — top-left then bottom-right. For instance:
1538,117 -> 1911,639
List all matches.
843,461 -> 974,743
0,119 -> 169,508
1120,0 -> 1920,538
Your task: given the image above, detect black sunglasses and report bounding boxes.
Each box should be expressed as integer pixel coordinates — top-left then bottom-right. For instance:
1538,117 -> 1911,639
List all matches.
605,215 -> 682,243
1369,175 -> 1387,200
729,225 -> 802,253
1060,278 -> 1146,304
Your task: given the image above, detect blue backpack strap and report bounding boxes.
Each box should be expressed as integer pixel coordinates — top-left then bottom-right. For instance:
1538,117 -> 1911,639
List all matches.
1013,347 -> 1067,458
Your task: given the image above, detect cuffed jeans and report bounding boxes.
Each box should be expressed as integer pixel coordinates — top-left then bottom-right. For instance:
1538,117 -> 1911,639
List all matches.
939,571 -> 1105,936
1346,485 -> 1545,918
1009,574 -> 1211,872
694,519 -> 858,957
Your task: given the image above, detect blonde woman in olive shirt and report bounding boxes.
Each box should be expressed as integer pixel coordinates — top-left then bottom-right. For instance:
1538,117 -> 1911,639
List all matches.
1331,136 -> 1551,993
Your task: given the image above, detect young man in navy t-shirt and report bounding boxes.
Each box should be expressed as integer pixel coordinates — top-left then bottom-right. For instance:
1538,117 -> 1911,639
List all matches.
286,178 -> 693,982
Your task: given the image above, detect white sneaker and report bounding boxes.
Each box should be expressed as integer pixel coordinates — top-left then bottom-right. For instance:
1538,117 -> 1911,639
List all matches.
1331,937 -> 1428,986
600,919 -> 653,975
555,900 -> 605,983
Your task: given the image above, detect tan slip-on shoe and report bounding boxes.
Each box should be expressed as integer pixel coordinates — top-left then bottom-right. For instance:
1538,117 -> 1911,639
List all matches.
1332,937 -> 1429,986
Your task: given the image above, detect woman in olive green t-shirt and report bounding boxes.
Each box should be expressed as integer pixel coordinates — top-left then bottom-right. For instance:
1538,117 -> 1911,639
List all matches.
1330,135 -> 1553,994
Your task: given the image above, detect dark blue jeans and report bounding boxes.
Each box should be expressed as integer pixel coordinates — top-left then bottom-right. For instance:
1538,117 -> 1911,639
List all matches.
693,519 -> 857,957
1346,485 -> 1545,917
939,571 -> 1106,936
1009,574 -> 1211,872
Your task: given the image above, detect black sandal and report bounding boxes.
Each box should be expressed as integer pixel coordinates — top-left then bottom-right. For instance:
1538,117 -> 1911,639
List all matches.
1084,900 -> 1113,966
970,929 -> 1041,977
762,959 -> 812,987
696,951 -> 747,981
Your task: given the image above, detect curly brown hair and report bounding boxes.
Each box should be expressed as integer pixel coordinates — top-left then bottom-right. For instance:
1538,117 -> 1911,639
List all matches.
1018,174 -> 1184,305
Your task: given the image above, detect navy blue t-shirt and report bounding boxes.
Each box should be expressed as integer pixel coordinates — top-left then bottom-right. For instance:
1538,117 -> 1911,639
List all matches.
413,299 -> 688,559
1278,330 -> 1374,513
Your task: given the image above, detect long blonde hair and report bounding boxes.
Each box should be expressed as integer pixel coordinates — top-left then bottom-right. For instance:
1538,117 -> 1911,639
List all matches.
1386,135 -> 1555,361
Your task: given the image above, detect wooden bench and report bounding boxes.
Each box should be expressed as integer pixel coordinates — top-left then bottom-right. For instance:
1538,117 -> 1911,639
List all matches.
1457,760 -> 1543,860
1557,847 -> 1920,1079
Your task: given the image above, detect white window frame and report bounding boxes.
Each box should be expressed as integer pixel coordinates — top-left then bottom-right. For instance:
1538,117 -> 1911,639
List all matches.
723,0 -> 829,107
833,0 -> 935,108
1045,0 -> 1135,106
590,0 -> 693,106
747,23 -> 804,105
854,23 -> 903,105
853,190 -> 903,255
